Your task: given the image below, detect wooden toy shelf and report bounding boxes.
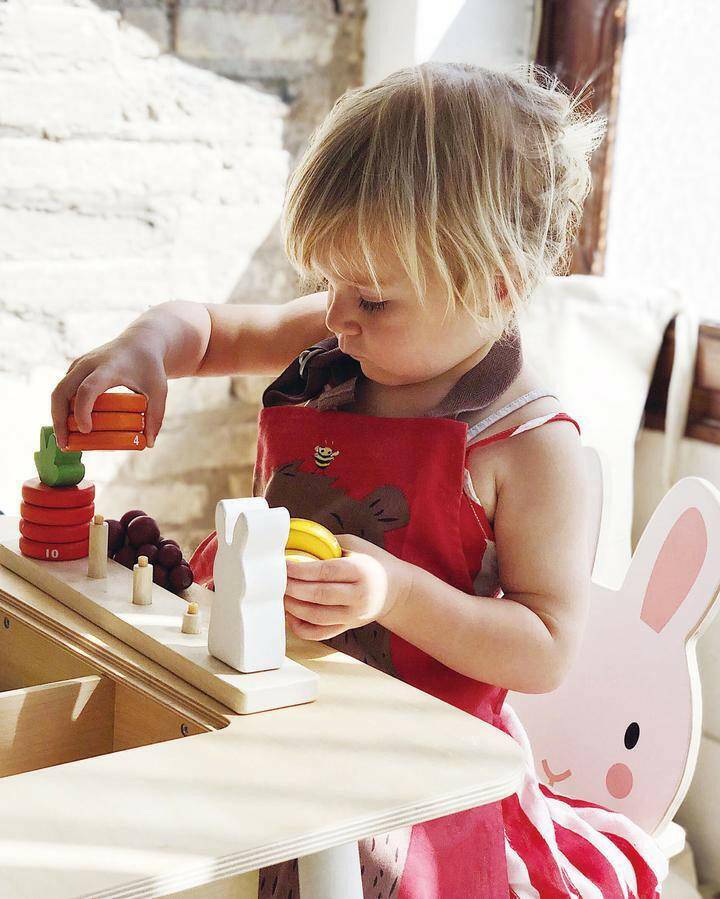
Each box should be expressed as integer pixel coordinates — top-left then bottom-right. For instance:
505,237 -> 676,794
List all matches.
0,518 -> 318,716
0,614 -> 208,781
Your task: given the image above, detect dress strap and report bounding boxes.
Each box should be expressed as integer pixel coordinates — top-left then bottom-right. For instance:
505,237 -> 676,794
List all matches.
465,388 -> 558,443
466,411 -> 581,453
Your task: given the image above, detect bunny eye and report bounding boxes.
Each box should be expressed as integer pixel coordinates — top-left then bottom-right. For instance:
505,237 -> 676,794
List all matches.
624,722 -> 640,750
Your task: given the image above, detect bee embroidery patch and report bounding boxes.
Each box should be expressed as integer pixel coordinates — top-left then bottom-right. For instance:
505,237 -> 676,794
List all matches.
314,444 -> 340,469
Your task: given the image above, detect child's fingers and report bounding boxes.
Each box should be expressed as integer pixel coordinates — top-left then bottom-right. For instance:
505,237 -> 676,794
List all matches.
51,361 -> 99,449
285,575 -> 356,606
284,595 -> 348,626
143,378 -> 166,448
71,369 -> 122,436
285,554 -> 359,583
285,610 -> 345,642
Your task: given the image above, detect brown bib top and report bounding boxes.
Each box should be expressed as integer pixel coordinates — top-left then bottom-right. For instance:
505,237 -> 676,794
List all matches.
261,324 -> 524,420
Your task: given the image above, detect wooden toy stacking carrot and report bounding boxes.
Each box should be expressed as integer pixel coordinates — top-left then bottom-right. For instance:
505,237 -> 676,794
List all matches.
66,391 -> 148,451
34,426 -> 85,487
18,427 -> 93,560
18,473 -> 95,561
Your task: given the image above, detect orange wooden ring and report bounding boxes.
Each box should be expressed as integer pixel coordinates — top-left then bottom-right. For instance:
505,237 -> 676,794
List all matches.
19,535 -> 89,561
69,392 -> 147,413
19,519 -> 91,544
20,501 -> 95,526
22,477 -> 95,508
67,411 -> 145,432
66,431 -> 146,451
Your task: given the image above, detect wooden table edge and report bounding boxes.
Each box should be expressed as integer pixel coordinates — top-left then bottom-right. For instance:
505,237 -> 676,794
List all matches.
0,551 -> 527,899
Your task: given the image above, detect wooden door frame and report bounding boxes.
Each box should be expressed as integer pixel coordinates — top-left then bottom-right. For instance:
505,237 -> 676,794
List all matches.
536,0 -> 720,445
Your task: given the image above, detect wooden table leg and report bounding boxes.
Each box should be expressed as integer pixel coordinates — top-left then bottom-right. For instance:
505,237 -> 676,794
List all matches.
298,841 -> 363,898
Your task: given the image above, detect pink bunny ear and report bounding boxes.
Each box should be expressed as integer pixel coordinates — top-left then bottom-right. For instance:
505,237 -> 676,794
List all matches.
640,507 -> 708,633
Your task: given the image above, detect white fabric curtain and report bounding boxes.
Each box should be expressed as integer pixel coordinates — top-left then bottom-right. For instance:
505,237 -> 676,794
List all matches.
517,274 -> 697,590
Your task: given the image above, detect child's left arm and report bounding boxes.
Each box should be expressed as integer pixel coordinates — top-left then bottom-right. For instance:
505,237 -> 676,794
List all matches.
387,423 -> 591,693
388,422 -> 592,692
284,423 -> 591,694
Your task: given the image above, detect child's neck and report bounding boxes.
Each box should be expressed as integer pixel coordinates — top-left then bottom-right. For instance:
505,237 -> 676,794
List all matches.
351,340 -> 496,419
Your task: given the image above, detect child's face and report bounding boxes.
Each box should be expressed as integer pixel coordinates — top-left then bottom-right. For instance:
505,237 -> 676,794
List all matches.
318,256 -> 492,387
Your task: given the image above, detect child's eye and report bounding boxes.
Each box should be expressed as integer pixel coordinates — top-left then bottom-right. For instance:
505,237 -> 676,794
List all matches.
358,297 -> 387,313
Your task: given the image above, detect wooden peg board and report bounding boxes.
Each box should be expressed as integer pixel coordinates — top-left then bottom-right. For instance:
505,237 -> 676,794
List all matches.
0,518 -> 318,714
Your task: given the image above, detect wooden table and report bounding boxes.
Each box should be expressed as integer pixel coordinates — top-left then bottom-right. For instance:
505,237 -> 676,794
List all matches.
0,544 -> 525,898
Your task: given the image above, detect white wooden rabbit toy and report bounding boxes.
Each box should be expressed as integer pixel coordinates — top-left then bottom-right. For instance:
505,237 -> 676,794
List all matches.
209,496 -> 290,673
509,476 -> 720,838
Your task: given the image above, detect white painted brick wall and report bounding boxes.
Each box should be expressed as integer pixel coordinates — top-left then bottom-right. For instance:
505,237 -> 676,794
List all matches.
0,0 -> 363,555
0,0 -> 291,550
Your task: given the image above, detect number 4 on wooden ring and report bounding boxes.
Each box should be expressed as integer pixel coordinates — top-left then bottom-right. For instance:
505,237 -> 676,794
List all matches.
65,432 -> 147,451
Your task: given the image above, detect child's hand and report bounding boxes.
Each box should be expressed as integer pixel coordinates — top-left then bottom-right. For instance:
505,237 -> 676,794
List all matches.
51,333 -> 167,450
283,534 -> 413,641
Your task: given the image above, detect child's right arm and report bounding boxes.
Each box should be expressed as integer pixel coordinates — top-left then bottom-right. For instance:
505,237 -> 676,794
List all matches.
50,292 -> 330,450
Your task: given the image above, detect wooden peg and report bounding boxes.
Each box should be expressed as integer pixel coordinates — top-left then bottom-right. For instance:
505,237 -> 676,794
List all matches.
87,514 -> 108,579
181,601 -> 202,635
132,554 -> 153,605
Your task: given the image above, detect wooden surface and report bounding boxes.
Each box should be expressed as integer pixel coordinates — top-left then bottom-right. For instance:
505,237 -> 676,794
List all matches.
0,526 -> 526,899
113,682 -> 206,752
0,565 -> 233,731
0,517 -> 318,714
166,873 -> 258,899
0,675 -> 114,778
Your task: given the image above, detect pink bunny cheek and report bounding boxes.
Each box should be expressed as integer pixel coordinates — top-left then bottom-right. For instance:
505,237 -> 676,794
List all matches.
605,763 -> 633,799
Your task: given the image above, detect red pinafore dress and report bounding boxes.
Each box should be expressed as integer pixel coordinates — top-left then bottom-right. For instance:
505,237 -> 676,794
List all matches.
189,350 -> 668,899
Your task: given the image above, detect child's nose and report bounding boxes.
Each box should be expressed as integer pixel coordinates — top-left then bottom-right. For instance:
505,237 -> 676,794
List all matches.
325,291 -> 361,337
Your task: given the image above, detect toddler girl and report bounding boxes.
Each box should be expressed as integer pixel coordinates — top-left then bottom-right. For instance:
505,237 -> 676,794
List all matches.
52,62 -> 668,898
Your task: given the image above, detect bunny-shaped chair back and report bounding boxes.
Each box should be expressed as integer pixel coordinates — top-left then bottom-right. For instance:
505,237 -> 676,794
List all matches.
508,474 -> 720,837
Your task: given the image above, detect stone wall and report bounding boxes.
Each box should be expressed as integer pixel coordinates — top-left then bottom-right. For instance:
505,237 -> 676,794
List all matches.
0,0 -> 364,556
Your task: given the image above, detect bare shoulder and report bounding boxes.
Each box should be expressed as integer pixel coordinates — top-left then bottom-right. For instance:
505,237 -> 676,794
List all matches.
496,416 -> 585,485
490,417 -> 591,562
466,413 -> 586,522
489,418 -> 593,677
494,418 -> 589,544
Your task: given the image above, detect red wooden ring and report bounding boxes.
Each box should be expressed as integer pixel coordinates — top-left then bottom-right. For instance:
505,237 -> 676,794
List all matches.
65,432 -> 146,451
19,535 -> 89,561
22,478 -> 95,508
20,501 -> 95,526
69,392 -> 147,413
67,411 -> 145,432
19,519 -> 91,544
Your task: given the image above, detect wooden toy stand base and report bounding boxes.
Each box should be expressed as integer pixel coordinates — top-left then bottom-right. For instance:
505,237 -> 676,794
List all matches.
0,518 -> 318,715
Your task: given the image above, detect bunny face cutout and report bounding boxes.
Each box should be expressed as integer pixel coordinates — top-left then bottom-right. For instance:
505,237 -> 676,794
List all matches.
508,477 -> 720,835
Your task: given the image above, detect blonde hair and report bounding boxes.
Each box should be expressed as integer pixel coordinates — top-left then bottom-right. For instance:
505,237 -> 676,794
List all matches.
281,61 -> 607,343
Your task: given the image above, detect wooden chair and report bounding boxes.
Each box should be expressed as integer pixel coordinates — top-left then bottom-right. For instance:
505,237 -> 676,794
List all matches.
508,448 -> 720,863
